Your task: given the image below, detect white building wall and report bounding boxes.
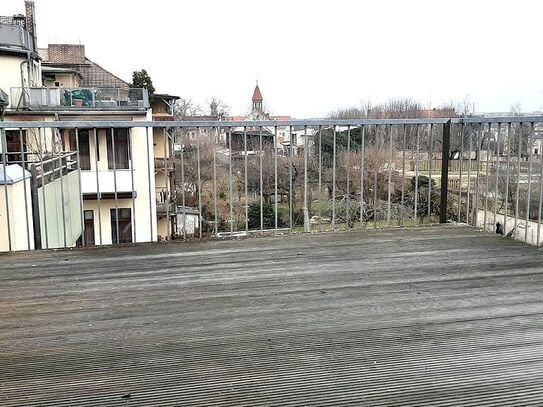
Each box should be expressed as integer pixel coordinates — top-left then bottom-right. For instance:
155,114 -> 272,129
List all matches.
77,116 -> 156,245
0,54 -> 42,108
83,198 -> 153,245
0,55 -> 27,106
0,174 -> 34,252
476,209 -> 543,246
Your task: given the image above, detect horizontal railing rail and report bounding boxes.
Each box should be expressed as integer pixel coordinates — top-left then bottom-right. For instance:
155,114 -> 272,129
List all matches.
1,116 -> 542,252
3,116 -> 543,129
8,87 -> 149,111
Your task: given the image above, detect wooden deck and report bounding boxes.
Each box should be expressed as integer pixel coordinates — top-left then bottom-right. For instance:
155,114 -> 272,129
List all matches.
1,225 -> 543,406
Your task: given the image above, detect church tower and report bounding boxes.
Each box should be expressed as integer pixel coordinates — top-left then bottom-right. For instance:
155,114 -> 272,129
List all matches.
252,81 -> 263,112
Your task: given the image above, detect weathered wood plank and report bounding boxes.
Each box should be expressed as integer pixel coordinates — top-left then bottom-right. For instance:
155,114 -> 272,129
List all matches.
1,225 -> 543,406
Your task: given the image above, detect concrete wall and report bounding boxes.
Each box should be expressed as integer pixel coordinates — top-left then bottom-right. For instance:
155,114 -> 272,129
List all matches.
0,177 -> 34,252
43,73 -> 81,88
0,54 -> 41,108
0,55 -> 26,106
475,209 -> 543,246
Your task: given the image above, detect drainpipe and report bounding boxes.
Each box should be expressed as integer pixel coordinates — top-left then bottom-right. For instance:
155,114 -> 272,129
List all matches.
19,59 -> 27,108
27,52 -> 32,86
18,51 -> 33,108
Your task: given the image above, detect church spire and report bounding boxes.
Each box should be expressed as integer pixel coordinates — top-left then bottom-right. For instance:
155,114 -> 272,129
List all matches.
252,80 -> 263,112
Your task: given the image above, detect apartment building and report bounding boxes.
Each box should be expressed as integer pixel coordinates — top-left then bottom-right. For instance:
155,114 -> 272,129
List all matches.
0,1 -> 157,250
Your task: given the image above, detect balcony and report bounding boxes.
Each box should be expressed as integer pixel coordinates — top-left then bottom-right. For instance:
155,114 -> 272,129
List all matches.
154,157 -> 175,172
80,170 -> 136,197
9,87 -> 149,111
156,188 -> 175,214
0,23 -> 33,53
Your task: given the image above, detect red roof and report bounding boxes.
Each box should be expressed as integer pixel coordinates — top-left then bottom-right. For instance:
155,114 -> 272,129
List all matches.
252,84 -> 263,102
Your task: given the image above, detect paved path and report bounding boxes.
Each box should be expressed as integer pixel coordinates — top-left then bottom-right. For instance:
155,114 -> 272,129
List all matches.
1,225 -> 543,406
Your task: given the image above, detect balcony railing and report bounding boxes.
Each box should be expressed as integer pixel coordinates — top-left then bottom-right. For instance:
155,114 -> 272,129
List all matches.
2,116 -> 543,251
154,158 -> 175,171
9,87 -> 149,111
0,23 -> 34,52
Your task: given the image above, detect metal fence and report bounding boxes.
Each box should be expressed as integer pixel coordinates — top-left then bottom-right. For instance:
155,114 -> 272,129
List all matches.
1,116 -> 543,252
9,87 -> 149,110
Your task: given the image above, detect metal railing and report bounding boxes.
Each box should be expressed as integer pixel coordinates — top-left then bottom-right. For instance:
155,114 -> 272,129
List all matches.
9,87 -> 149,110
154,157 -> 175,171
1,116 -> 543,252
0,23 -> 34,52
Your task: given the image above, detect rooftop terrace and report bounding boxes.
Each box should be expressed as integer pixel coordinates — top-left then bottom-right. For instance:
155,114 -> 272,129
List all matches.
8,87 -> 149,111
1,225 -> 543,406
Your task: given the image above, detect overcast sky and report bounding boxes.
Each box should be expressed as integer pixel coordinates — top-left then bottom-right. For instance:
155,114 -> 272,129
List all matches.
4,0 -> 543,117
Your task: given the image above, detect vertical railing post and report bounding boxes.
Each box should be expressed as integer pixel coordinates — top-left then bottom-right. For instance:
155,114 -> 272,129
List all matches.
145,126 -> 154,242
129,128 -> 137,242
274,126 -> 278,234
197,128 -> 203,239
30,164 -> 41,249
75,128 -> 85,247
228,128 -> 233,238
303,125 -> 309,232
440,120 -> 451,223
1,128 -> 12,252
213,127 -> 219,237
111,128 -> 120,245
19,128 -> 31,250
93,128 -> 103,246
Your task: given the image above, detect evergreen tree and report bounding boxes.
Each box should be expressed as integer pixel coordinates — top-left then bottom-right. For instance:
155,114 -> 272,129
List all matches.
131,69 -> 155,95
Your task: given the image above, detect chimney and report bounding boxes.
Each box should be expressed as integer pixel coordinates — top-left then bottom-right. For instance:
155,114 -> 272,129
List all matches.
24,1 -> 36,51
48,44 -> 86,64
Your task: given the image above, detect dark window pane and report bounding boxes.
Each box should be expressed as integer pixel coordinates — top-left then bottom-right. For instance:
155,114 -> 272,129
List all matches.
83,210 -> 95,246
5,130 -> 26,164
106,128 -> 129,170
70,130 -> 90,170
111,208 -> 132,244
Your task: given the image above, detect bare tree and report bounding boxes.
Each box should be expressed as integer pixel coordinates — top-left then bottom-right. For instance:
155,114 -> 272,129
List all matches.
207,97 -> 230,119
173,97 -> 204,118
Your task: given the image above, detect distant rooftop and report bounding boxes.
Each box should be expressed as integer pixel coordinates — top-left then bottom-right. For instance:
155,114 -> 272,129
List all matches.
0,15 -> 26,28
0,1 -> 36,54
39,44 -> 130,89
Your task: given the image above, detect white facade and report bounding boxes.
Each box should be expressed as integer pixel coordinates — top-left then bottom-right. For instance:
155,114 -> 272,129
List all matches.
0,165 -> 34,252
0,54 -> 42,107
65,117 -> 157,246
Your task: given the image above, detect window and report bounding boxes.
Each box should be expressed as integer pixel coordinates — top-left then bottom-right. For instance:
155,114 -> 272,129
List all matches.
111,208 -> 132,244
83,210 -> 95,246
69,130 -> 91,170
5,130 -> 27,164
106,128 -> 129,170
